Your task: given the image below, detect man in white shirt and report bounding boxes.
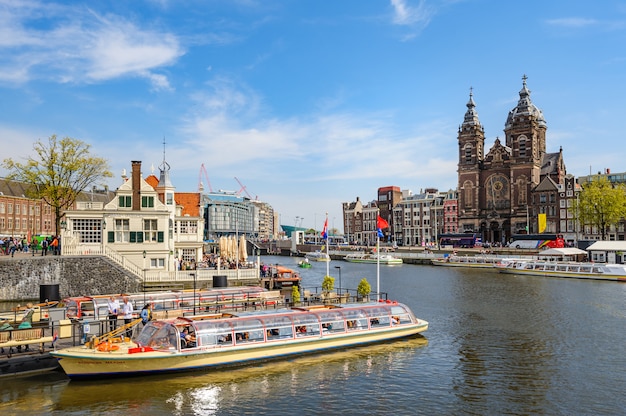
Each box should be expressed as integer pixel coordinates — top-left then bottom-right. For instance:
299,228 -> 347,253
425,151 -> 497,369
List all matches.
121,297 -> 134,338
107,296 -> 120,332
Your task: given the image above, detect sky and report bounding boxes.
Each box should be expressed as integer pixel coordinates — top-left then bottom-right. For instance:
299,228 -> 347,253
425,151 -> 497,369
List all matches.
1,0 -> 625,233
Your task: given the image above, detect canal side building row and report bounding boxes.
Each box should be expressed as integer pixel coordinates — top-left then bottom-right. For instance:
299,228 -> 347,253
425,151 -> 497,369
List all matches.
342,77 -> 622,247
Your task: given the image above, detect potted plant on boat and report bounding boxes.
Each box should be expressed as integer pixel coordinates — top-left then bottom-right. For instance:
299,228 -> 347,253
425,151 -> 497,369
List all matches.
321,275 -> 335,303
291,285 -> 301,305
357,278 -> 371,302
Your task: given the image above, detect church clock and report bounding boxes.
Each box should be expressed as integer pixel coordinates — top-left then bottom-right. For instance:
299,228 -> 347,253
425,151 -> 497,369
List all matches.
487,175 -> 508,199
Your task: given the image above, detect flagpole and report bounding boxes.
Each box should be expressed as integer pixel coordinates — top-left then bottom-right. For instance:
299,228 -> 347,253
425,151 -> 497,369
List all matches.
376,231 -> 380,302
325,212 -> 330,278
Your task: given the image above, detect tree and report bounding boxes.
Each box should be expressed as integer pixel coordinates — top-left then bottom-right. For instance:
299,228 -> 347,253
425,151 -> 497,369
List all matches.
3,135 -> 112,234
291,285 -> 301,304
357,278 -> 371,299
571,177 -> 626,240
321,275 -> 335,294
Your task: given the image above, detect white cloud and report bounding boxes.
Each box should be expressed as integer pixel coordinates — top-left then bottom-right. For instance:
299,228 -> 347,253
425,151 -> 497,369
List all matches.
0,1 -> 184,88
545,17 -> 598,28
390,0 -> 432,26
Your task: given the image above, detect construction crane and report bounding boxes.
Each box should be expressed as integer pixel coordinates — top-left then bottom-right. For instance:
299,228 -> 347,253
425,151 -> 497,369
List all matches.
234,177 -> 257,200
198,163 -> 213,193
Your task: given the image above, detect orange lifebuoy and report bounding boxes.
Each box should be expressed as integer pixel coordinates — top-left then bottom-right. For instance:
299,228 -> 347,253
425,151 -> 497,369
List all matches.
97,342 -> 120,352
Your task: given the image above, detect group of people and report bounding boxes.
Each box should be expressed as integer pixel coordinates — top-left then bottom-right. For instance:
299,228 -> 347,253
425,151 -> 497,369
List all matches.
0,235 -> 61,256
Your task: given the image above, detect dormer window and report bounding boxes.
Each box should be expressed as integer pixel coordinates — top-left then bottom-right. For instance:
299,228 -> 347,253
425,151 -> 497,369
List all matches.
142,196 -> 155,208
166,192 -> 174,205
119,196 -> 131,208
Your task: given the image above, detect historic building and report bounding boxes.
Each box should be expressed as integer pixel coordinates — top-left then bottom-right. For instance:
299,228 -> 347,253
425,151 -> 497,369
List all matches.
457,76 -> 567,245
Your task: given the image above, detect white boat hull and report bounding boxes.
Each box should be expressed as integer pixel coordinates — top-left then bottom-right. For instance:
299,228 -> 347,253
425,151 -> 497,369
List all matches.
495,261 -> 626,282
52,322 -> 427,378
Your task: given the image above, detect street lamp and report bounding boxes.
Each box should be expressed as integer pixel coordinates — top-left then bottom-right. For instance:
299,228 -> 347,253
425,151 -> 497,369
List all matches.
191,273 -> 197,315
143,250 -> 147,304
334,265 -> 342,301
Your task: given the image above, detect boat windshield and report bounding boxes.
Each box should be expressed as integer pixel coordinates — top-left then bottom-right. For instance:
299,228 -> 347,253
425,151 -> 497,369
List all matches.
136,321 -> 179,351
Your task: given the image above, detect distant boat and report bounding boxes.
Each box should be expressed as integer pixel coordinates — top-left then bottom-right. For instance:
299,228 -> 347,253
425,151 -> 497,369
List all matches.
344,253 -> 403,265
431,255 -> 503,269
298,259 -> 312,268
306,251 -> 330,262
494,259 -> 626,281
51,301 -> 428,379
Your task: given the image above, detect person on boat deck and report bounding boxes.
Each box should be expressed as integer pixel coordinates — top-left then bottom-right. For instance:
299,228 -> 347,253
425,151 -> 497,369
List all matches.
180,327 -> 196,348
140,303 -> 153,326
391,316 -> 400,326
18,303 -> 34,329
121,297 -> 133,338
107,296 -> 120,332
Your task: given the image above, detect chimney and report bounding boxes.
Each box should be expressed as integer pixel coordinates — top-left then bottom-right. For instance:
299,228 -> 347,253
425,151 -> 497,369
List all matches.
131,161 -> 141,211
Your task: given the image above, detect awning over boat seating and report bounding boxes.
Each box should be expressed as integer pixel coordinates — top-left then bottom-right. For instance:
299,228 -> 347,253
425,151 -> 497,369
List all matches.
540,248 -> 587,256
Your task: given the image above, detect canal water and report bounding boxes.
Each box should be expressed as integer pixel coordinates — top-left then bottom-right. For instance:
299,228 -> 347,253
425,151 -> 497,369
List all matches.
2,255 -> 625,415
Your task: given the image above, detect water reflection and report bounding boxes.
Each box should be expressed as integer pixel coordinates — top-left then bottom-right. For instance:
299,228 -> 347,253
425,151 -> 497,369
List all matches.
48,336 -> 427,415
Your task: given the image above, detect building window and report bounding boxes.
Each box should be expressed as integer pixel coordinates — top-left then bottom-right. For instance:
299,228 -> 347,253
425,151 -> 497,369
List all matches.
540,194 -> 547,203
144,219 -> 158,242
8,203 -> 13,214
0,203 -> 4,214
115,219 -> 130,242
73,219 -> 103,243
166,193 -> 174,205
519,137 -> 527,157
141,196 -> 154,208
119,196 -> 131,208
15,219 -> 20,230
15,204 -> 20,214
181,248 -> 195,262
150,258 -> 166,268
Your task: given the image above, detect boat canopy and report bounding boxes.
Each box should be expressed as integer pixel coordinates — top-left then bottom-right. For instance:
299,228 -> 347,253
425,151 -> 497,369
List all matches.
135,302 -> 417,351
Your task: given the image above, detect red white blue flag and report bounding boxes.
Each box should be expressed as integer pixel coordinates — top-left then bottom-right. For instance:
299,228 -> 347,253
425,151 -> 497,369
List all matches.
377,215 -> 389,238
321,217 -> 328,240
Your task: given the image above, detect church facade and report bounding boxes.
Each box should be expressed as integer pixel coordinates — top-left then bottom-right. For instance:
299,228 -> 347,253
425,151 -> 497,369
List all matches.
457,76 -> 568,245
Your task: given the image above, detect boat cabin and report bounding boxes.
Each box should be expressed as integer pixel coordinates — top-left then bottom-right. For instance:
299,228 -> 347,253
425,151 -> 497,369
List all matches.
134,302 -> 417,353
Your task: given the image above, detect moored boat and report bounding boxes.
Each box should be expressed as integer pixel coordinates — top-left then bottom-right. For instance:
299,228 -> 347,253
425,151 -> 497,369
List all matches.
494,259 -> 626,281
344,253 -> 403,265
50,301 -> 428,379
306,251 -> 330,262
431,255 -> 503,268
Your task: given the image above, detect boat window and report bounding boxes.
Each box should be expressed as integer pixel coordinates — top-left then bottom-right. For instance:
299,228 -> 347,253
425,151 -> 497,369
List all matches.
343,309 -> 368,331
262,316 -> 293,339
390,305 -> 413,324
293,313 -> 320,337
315,311 -> 345,333
231,318 -> 265,343
81,301 -> 95,317
580,266 -> 591,273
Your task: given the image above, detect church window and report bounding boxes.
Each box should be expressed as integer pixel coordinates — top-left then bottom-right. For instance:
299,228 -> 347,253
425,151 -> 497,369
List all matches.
463,182 -> 473,208
540,194 -> 547,203
464,145 -> 472,163
519,136 -> 527,157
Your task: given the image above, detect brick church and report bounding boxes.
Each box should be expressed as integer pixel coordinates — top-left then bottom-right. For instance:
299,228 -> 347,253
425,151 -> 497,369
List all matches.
456,76 -> 568,245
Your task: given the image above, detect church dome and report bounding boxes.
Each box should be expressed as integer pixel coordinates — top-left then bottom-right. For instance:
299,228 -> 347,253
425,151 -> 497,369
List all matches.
505,75 -> 546,129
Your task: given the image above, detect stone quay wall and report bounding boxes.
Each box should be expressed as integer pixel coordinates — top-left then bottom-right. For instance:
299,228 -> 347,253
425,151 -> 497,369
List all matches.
0,255 -> 141,301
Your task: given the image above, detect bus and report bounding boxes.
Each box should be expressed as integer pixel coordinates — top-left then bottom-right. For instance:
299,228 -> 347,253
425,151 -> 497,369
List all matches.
438,233 -> 480,248
507,234 -> 565,249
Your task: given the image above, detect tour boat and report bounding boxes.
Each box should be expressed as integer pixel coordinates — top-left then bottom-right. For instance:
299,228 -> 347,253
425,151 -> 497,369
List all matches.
306,251 -> 330,262
431,255 -> 504,269
50,301 -> 428,379
494,259 -> 626,281
344,253 -> 403,265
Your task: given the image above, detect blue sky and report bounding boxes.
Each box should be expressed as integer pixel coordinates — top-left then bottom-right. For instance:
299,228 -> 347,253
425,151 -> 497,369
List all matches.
1,1 -> 625,232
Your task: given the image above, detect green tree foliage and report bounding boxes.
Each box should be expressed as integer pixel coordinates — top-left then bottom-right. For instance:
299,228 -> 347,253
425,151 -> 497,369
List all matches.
2,135 -> 112,234
571,177 -> 626,240
291,285 -> 301,304
322,275 -> 335,294
357,278 -> 371,298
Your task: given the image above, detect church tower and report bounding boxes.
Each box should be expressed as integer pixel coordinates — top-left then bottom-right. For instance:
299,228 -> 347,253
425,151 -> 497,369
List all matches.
457,89 -> 485,230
